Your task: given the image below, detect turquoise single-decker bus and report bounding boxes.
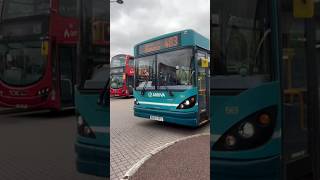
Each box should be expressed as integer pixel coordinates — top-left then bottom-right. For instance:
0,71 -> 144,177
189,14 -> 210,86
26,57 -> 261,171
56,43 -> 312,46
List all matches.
211,0 -> 320,179
133,29 -> 210,127
74,0 -> 109,177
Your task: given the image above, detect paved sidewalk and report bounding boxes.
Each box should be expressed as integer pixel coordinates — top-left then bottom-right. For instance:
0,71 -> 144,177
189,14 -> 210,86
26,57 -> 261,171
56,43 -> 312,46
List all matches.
129,135 -> 210,180
110,98 -> 209,180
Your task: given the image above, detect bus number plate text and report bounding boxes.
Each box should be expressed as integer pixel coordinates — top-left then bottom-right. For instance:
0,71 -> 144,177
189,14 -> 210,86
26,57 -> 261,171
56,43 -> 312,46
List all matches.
150,115 -> 164,122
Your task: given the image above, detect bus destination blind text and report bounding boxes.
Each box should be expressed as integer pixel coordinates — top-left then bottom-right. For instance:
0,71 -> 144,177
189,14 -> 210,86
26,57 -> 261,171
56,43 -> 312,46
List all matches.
138,35 -> 179,55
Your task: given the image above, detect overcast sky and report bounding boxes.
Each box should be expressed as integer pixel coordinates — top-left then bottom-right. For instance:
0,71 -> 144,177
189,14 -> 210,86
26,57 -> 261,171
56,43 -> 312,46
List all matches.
110,0 -> 210,59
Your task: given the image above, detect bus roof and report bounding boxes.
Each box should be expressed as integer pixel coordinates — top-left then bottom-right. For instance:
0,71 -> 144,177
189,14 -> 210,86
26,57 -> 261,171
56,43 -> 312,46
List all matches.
134,29 -> 209,56
111,54 -> 134,59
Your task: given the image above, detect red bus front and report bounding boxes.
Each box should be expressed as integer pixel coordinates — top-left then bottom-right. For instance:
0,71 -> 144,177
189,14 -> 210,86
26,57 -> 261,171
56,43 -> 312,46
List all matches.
0,0 -> 79,110
110,54 -> 134,97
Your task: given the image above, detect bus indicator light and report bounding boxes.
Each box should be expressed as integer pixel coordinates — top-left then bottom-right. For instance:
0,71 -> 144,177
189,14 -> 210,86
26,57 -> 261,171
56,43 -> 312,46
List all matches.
258,114 -> 271,126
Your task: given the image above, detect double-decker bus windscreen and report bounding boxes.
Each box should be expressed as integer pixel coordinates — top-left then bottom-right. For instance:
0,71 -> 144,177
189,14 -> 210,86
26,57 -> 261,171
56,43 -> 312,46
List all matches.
0,41 -> 46,86
135,48 -> 194,90
211,0 -> 273,90
110,74 -> 123,89
3,0 -> 50,19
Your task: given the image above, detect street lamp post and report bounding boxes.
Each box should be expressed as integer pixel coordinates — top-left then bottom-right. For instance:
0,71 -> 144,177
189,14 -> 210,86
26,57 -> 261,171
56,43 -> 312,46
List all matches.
110,0 -> 123,4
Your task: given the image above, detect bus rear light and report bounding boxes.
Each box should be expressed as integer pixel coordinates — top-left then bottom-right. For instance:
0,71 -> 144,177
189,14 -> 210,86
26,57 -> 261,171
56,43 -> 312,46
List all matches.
77,116 -> 96,138
177,96 -> 197,109
212,106 -> 277,151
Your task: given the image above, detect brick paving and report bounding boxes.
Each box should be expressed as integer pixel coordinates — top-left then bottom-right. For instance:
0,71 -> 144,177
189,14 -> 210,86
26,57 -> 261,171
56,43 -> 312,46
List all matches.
0,110 -> 105,180
110,98 -> 209,180
131,135 -> 210,180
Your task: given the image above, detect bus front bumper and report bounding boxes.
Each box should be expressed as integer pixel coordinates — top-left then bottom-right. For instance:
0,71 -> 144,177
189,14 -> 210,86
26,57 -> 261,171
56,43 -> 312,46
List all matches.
110,88 -> 129,97
211,155 -> 280,180
134,106 -> 198,127
0,95 -> 56,109
75,142 -> 109,177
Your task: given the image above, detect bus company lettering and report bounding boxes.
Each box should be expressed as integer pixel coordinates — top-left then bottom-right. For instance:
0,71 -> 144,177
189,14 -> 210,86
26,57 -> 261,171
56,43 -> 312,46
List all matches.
64,24 -> 78,39
64,29 -> 78,39
225,106 -> 239,115
147,92 -> 166,98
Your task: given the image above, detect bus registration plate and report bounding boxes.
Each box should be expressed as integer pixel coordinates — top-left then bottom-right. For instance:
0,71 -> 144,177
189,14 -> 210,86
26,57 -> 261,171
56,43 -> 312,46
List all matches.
150,115 -> 163,122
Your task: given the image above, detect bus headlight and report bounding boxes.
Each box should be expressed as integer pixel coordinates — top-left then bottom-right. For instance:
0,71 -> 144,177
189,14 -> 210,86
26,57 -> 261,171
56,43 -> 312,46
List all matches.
177,96 -> 196,109
212,106 -> 277,151
38,87 -> 50,97
77,116 -> 96,138
77,116 -> 84,126
238,122 -> 255,138
225,135 -> 237,147
134,98 -> 139,105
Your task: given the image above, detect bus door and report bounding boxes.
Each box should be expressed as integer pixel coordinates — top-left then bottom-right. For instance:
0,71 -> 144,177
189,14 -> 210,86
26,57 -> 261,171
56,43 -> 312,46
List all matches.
127,75 -> 134,95
314,8 -> 320,179
127,58 -> 135,95
282,1 -> 319,179
196,50 -> 210,124
58,46 -> 76,107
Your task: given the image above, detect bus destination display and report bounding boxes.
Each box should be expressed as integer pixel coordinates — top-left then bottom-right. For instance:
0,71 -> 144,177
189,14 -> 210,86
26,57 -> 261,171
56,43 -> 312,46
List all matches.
138,35 -> 179,55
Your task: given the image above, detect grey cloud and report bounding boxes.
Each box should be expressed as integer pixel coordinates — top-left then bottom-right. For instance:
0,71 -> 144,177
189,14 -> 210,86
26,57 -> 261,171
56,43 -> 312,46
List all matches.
110,0 -> 210,59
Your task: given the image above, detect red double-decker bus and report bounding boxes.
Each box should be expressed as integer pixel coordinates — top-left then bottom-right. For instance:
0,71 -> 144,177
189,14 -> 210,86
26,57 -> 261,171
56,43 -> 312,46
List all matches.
0,0 -> 79,110
110,54 -> 134,97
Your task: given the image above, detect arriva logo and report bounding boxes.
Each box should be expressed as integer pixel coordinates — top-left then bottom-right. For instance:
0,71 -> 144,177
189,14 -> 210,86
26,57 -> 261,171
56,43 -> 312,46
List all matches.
147,92 -> 166,98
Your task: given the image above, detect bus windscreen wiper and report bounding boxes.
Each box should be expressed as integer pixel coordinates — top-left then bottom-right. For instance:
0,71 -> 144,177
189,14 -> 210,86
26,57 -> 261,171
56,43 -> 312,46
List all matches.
159,72 -> 173,97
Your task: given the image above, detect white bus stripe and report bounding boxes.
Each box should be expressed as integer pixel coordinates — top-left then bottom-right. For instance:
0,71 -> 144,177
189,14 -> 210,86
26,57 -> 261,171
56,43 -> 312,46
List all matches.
91,127 -> 110,133
138,101 -> 179,107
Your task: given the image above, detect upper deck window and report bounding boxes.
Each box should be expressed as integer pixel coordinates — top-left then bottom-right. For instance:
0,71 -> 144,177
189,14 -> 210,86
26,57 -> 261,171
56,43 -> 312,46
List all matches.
3,0 -> 50,19
59,0 -> 77,17
111,55 -> 126,68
